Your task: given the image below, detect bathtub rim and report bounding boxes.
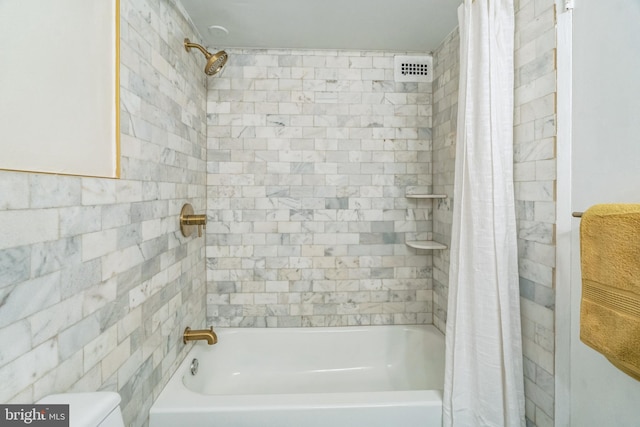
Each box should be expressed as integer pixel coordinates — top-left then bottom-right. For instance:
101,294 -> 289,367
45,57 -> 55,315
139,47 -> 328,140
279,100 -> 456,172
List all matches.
151,389 -> 444,414
151,324 -> 444,414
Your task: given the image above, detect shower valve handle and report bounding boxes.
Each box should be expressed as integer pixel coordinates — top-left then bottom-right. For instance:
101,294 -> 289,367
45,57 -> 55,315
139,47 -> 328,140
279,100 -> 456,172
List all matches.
180,203 -> 207,237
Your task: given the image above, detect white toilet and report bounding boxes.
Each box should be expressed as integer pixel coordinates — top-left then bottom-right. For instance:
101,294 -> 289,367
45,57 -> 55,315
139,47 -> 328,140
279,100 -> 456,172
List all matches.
37,392 -> 124,427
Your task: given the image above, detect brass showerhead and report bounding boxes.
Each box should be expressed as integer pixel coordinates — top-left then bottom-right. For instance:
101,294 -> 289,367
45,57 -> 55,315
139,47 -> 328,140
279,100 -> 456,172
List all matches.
184,38 -> 228,76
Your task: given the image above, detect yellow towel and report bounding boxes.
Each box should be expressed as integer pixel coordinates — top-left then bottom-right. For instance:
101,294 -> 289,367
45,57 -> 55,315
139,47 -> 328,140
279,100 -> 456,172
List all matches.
580,204 -> 640,381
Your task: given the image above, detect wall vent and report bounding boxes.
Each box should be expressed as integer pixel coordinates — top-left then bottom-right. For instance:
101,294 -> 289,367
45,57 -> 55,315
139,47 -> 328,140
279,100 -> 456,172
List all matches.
394,55 -> 433,83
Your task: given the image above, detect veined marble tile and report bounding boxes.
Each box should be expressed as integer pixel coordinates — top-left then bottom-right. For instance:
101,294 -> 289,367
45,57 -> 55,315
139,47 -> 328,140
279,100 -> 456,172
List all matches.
0,338 -> 58,402
0,272 -> 61,329
0,210 -> 59,250
29,175 -> 81,209
0,172 -> 29,210
83,325 -> 118,372
81,178 -> 117,206
33,350 -> 83,402
0,246 -> 30,289
58,313 -> 100,360
0,320 -> 31,366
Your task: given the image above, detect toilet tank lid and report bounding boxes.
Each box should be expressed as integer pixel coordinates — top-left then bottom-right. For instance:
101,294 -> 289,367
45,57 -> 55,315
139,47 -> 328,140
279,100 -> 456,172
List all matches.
37,392 -> 121,427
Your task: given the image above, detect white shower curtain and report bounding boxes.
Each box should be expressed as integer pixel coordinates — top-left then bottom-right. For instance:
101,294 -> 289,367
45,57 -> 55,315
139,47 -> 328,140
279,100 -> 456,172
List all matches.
443,0 -> 525,426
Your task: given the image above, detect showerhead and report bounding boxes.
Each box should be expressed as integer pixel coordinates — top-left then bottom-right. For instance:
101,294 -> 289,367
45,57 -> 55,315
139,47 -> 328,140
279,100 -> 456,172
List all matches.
204,51 -> 228,76
184,38 -> 228,76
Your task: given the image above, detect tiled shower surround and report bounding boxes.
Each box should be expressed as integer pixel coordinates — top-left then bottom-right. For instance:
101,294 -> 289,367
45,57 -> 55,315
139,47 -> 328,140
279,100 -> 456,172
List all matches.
203,32 -> 557,425
514,0 -> 557,425
205,50 -> 437,327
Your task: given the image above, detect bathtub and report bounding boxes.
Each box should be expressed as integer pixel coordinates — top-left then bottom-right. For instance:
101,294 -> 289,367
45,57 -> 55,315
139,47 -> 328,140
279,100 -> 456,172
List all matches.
149,325 -> 445,427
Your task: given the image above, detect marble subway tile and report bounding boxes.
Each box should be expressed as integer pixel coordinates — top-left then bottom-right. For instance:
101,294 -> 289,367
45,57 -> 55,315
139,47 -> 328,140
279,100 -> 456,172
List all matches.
83,325 -> 118,372
58,206 -> 102,237
0,246 -> 31,289
0,272 -> 61,329
207,50 -> 434,327
33,350 -> 83,401
58,314 -> 100,360
101,245 -> 145,280
0,320 -> 31,366
0,172 -> 29,210
29,238 -> 80,278
0,338 -> 58,402
0,210 -> 59,250
29,294 -> 83,347
81,178 -> 117,206
29,175 -> 81,209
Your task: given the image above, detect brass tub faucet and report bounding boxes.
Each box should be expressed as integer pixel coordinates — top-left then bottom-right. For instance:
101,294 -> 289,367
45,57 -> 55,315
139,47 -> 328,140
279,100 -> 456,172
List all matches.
183,326 -> 218,345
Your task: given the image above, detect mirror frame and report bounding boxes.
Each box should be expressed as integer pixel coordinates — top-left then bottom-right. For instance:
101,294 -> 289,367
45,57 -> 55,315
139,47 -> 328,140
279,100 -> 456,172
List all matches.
0,0 -> 120,178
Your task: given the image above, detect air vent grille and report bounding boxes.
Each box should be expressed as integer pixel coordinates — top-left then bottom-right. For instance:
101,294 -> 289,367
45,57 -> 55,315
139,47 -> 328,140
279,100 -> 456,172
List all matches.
401,63 -> 429,76
394,55 -> 433,82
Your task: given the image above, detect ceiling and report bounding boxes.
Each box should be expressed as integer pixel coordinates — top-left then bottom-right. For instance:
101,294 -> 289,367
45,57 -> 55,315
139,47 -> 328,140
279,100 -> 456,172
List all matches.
180,0 -> 461,53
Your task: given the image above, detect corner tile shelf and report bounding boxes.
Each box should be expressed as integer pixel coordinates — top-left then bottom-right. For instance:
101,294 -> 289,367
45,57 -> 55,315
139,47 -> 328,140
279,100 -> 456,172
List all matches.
405,241 -> 448,250
405,194 -> 448,250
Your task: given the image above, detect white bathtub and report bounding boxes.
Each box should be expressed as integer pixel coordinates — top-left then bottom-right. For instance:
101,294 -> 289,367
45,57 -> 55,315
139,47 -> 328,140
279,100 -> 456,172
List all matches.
149,325 -> 445,427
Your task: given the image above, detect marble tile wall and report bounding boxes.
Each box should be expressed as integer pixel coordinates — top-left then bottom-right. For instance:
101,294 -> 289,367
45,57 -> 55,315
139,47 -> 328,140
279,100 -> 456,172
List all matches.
0,1 -> 207,426
431,29 -> 459,334
205,49 -> 435,327
514,0 -> 557,425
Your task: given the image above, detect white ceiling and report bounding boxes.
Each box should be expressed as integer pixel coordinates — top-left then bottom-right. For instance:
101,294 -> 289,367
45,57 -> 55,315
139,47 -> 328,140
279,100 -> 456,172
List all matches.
180,0 -> 461,53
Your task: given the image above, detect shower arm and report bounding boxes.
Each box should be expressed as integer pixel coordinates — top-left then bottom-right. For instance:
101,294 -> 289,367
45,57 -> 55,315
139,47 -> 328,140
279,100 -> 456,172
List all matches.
184,40 -> 212,59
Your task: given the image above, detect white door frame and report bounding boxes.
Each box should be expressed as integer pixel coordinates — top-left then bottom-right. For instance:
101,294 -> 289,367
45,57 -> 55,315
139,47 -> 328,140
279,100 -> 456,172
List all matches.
555,0 -> 573,425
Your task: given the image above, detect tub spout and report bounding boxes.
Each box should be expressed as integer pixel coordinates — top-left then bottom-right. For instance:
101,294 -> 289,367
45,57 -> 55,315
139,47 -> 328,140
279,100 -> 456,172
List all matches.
183,326 -> 217,345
